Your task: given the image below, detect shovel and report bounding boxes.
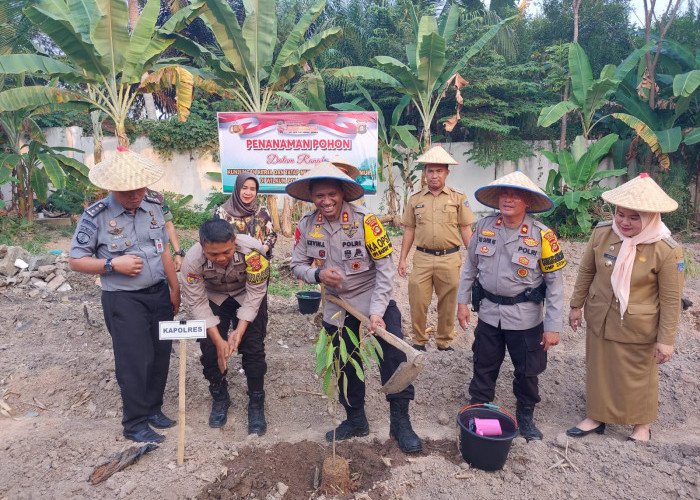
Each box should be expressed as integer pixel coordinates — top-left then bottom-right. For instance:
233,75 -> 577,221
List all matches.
326,295 -> 424,394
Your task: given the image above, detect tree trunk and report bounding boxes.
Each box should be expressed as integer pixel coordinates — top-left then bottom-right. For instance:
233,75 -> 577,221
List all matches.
281,196 -> 292,237
266,195 -> 281,232
559,0 -> 581,150
694,161 -> 700,224
143,93 -> 158,120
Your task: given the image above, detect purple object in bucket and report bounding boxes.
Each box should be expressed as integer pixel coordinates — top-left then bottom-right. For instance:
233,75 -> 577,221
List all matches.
474,418 -> 502,436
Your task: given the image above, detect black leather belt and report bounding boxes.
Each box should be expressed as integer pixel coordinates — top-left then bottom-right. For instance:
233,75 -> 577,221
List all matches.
416,246 -> 459,256
481,281 -> 547,305
133,281 -> 167,294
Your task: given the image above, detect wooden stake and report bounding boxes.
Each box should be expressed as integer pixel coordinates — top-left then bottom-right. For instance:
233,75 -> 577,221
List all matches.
177,339 -> 186,466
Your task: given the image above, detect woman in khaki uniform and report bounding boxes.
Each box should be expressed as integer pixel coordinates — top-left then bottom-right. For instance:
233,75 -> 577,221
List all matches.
567,174 -> 684,442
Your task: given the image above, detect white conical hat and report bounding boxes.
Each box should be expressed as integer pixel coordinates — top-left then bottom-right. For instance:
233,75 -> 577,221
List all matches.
285,162 -> 364,202
330,155 -> 361,180
474,170 -> 553,213
602,173 -> 678,212
89,147 -> 164,191
416,145 -> 459,165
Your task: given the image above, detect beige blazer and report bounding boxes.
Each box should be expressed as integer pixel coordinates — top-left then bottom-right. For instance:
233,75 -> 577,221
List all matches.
570,223 -> 684,345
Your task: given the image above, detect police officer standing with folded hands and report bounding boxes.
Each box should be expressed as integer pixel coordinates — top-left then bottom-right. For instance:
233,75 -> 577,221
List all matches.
456,171 -> 565,441
69,147 -> 180,443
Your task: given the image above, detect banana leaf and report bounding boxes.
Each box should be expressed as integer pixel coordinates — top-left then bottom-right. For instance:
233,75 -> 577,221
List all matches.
568,42 -> 592,106
416,17 -> 444,94
537,101 -> 578,128
673,70 -> 700,98
93,0 -> 130,75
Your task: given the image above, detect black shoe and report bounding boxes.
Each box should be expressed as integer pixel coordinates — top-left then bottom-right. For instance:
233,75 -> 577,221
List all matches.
566,423 -> 605,438
516,404 -> 543,441
412,344 -> 426,351
209,383 -> 231,428
437,346 -> 454,352
123,426 -> 165,443
325,407 -> 369,442
389,399 -> 422,453
148,411 -> 176,429
248,391 -> 267,436
627,429 -> 651,442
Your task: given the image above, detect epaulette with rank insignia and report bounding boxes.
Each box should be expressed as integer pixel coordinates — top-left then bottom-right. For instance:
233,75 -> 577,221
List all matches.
144,193 -> 163,205
85,201 -> 107,217
662,236 -> 679,249
596,220 -> 613,228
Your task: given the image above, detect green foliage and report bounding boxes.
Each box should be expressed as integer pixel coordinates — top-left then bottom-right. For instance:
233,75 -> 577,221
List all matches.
541,134 -> 626,235
657,163 -> 693,233
163,191 -> 212,229
313,313 -> 382,450
267,260 -> 316,297
0,216 -> 51,253
132,96 -> 238,160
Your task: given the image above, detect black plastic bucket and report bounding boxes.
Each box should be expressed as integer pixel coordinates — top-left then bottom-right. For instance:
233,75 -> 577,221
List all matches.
457,404 -> 519,471
296,291 -> 321,314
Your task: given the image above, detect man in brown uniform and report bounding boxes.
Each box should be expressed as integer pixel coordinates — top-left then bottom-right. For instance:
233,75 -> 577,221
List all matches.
398,145 -> 475,351
180,219 -> 270,435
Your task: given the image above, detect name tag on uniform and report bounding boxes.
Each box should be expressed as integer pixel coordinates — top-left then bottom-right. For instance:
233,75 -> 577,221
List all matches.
159,320 -> 206,340
155,238 -> 164,254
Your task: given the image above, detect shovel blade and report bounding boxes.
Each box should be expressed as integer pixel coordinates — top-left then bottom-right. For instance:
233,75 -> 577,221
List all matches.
379,359 -> 422,394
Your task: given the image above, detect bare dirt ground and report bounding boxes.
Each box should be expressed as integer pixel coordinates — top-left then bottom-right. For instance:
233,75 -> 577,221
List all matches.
1,234 -> 699,500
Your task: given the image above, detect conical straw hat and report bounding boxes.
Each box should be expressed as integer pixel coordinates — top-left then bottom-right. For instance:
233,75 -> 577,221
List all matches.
601,173 -> 678,212
416,145 -> 459,165
285,162 -> 364,202
89,147 -> 164,191
475,170 -> 553,213
330,155 -> 361,179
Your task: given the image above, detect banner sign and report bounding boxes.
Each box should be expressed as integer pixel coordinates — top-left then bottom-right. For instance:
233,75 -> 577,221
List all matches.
217,111 -> 379,194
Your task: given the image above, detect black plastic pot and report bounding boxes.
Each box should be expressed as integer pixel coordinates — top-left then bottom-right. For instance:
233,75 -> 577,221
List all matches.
296,291 -> 321,314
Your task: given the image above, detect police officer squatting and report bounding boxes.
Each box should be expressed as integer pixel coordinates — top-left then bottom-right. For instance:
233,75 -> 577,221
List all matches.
180,219 -> 271,434
69,147 -> 181,444
287,162 -> 423,453
398,145 -> 475,351
456,171 -> 566,441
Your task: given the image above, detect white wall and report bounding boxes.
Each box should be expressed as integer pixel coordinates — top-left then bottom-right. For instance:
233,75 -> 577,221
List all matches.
3,128 -> 615,218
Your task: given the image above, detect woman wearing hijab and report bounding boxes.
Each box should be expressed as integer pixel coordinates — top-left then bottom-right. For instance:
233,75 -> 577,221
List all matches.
215,172 -> 277,257
567,173 -> 684,442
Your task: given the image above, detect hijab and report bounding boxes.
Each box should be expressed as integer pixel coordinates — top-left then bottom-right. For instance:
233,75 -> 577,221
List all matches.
221,172 -> 259,217
610,210 -> 671,319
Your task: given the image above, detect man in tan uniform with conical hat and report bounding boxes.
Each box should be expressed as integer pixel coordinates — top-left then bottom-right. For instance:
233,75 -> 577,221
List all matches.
398,145 -> 475,351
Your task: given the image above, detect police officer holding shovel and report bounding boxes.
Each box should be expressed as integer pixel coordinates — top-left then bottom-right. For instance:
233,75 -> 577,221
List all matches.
288,162 -> 422,453
456,171 -> 565,441
180,219 -> 270,435
69,147 -> 180,443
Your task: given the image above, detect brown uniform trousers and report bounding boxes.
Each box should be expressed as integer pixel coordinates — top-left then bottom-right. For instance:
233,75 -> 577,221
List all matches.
403,186 -> 475,348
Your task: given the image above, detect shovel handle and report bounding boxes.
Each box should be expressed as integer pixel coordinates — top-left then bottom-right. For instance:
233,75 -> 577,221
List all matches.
325,295 -> 417,358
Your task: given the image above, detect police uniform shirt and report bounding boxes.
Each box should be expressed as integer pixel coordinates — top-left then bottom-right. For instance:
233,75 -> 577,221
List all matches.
69,193 -> 169,291
403,186 -> 476,249
290,202 -> 394,324
180,234 -> 269,328
457,214 -> 565,332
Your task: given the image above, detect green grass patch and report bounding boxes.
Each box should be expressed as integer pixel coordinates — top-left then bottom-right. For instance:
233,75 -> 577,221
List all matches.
0,217 -> 62,254
268,260 -> 318,297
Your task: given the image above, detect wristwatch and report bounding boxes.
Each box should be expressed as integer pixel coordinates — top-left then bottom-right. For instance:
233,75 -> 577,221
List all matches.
174,250 -> 185,257
314,268 -> 321,283
104,258 -> 114,273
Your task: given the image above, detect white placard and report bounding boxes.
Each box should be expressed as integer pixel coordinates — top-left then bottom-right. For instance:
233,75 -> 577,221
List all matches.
159,320 -> 207,340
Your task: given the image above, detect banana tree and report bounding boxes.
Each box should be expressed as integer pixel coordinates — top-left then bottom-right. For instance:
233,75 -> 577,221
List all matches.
0,0 -> 206,147
537,41 -> 656,141
0,107 -> 90,221
334,4 -> 520,151
609,38 -> 700,169
542,133 -> 625,234
172,0 -> 343,113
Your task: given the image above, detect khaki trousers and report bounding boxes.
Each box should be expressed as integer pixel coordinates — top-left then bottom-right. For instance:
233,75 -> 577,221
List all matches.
408,250 -> 462,348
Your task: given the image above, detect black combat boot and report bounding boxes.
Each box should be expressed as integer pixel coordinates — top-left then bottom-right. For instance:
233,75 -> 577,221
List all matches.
208,382 -> 231,428
516,403 -> 543,441
325,406 -> 370,442
247,391 -> 267,435
389,399 -> 422,453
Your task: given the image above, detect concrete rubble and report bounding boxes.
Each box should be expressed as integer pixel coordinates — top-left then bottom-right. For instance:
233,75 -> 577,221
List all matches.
0,245 -> 73,296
